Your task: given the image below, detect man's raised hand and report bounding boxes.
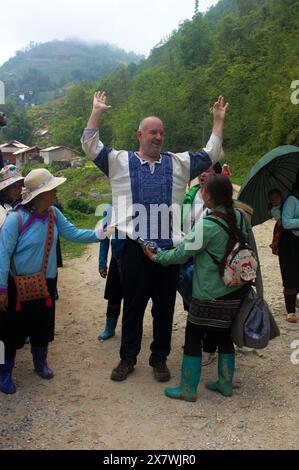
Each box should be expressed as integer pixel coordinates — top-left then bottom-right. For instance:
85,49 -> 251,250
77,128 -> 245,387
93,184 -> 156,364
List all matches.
212,95 -> 229,122
86,91 -> 112,128
92,91 -> 112,113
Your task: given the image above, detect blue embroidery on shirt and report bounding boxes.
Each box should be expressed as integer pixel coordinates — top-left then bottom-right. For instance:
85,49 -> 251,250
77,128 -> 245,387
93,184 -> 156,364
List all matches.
94,146 -> 111,176
128,152 -> 173,248
189,150 -> 212,180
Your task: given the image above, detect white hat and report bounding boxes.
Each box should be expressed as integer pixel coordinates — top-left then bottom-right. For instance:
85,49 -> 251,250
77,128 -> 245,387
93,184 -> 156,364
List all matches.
21,168 -> 66,205
0,165 -> 24,192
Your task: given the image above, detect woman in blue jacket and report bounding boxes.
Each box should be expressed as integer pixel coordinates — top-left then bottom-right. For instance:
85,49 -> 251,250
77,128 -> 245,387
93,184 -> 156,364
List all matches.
0,168 -> 102,394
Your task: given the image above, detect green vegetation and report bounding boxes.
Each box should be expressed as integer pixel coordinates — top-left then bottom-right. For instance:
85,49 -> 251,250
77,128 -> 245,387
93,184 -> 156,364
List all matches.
0,99 -> 35,146
0,39 -> 143,106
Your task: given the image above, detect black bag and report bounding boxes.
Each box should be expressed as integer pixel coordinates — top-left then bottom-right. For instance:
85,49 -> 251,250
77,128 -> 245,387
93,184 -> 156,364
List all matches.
230,209 -> 280,349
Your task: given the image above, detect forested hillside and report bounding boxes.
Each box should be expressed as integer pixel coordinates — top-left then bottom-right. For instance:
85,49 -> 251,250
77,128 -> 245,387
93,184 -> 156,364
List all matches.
0,39 -> 142,105
1,0 -> 298,182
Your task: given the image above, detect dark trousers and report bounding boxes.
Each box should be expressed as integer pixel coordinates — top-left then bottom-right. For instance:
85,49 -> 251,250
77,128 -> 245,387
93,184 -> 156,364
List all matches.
120,240 -> 180,365
184,321 -> 235,357
279,231 -> 299,313
0,277 -> 57,360
104,257 -> 123,312
184,285 -> 250,355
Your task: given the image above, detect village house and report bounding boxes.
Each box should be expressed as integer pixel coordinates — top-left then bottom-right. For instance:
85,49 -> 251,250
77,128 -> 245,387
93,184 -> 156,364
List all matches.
36,129 -> 49,141
0,140 -> 29,165
14,146 -> 42,170
0,141 -> 83,168
40,146 -> 81,165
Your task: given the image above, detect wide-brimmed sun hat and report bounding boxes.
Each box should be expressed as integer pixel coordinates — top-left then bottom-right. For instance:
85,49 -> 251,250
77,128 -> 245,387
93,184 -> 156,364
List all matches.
0,165 -> 24,192
21,168 -> 66,205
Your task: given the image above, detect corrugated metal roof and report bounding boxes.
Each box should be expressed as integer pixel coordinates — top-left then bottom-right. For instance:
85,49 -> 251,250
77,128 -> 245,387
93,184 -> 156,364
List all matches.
40,146 -> 62,152
0,140 -> 28,149
13,146 -> 39,156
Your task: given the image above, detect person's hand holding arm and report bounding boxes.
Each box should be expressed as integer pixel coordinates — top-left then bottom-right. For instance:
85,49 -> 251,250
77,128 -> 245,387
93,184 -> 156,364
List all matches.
143,219 -> 210,266
143,246 -> 157,262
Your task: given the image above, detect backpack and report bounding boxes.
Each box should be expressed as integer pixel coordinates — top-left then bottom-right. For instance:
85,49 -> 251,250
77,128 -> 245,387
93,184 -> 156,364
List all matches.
205,210 -> 258,287
243,297 -> 271,349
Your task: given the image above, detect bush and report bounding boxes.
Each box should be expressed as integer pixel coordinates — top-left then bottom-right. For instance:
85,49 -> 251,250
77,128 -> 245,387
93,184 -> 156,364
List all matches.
51,161 -> 71,170
21,162 -> 51,176
67,197 -> 94,214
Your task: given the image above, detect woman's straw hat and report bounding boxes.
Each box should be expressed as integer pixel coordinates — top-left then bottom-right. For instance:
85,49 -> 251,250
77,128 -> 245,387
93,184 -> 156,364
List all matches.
21,168 -> 66,205
0,165 -> 24,192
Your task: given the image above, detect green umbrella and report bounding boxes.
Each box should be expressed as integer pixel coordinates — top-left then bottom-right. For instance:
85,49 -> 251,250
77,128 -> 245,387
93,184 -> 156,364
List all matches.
238,145 -> 299,226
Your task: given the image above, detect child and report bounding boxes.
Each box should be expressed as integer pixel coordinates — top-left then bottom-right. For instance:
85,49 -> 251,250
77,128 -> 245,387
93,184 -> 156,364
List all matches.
268,189 -> 283,255
98,202 -> 125,340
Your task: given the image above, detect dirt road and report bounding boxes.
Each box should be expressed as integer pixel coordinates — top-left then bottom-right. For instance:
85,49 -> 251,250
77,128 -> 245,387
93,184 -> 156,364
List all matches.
0,219 -> 298,450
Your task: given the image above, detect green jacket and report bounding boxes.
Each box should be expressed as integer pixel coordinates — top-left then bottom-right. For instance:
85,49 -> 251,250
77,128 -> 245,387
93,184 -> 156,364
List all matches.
157,205 -> 249,301
181,184 -> 200,229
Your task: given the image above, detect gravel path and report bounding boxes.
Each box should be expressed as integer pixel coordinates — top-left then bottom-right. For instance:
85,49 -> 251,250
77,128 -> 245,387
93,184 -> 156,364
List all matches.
0,219 -> 298,450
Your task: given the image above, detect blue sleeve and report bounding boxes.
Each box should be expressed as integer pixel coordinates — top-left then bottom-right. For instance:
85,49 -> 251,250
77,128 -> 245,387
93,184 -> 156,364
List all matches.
0,212 -> 20,290
54,207 -> 99,243
282,197 -> 299,229
98,202 -> 113,269
102,203 -> 112,230
189,150 -> 212,180
99,237 -> 110,270
93,146 -> 112,176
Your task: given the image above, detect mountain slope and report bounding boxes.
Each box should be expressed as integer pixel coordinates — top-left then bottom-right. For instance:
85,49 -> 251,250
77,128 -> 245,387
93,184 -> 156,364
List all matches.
0,39 -> 143,105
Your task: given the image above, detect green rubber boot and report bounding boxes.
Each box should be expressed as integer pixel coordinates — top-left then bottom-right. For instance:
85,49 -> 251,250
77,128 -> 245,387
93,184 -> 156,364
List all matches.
205,353 -> 235,397
164,355 -> 202,402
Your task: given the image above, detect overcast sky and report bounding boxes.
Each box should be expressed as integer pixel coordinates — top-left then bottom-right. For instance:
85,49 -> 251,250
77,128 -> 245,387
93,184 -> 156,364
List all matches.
0,0 -> 218,66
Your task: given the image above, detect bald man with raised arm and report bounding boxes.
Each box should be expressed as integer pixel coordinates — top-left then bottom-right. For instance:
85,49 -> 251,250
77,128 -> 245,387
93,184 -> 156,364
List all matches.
81,92 -> 228,383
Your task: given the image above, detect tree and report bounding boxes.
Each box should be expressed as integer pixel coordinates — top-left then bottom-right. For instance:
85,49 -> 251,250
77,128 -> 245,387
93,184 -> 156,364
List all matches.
2,110 -> 34,145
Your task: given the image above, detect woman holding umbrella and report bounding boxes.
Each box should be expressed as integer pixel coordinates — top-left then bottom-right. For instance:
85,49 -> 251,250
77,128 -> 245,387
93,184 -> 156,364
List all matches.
237,146 -> 299,322
279,173 -> 299,323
